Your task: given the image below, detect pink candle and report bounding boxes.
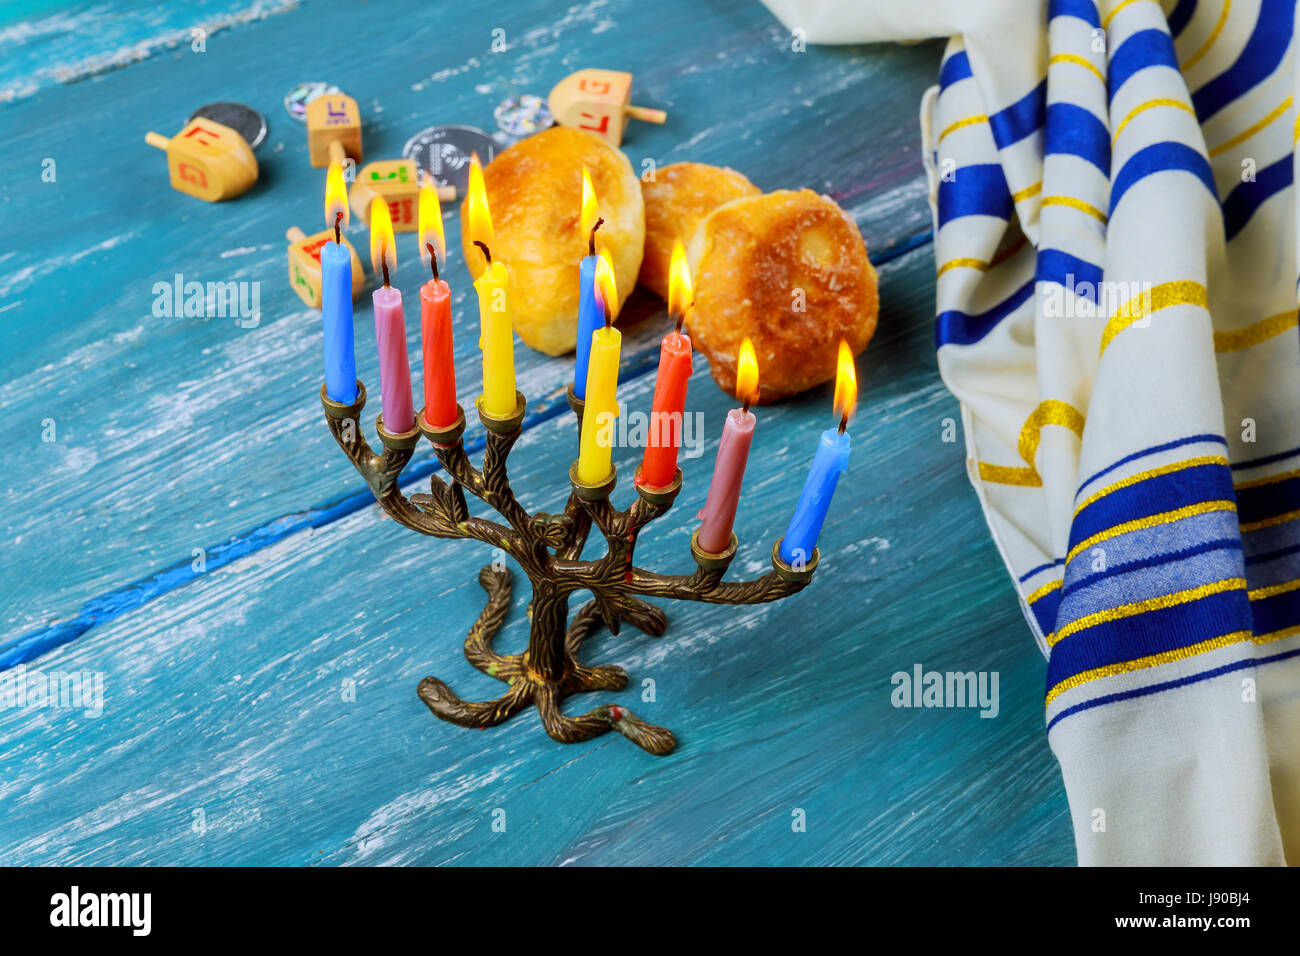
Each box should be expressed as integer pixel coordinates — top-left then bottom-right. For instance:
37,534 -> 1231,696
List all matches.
373,285 -> 415,433
696,407 -> 755,553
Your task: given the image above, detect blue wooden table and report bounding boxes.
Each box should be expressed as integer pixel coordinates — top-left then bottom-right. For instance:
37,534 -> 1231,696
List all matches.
0,0 -> 1072,865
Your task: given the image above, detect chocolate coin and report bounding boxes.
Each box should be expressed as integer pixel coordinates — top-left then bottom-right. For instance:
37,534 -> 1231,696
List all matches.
188,101 -> 268,150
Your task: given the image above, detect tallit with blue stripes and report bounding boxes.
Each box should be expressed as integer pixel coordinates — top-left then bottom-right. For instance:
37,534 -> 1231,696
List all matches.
763,0 -> 1300,865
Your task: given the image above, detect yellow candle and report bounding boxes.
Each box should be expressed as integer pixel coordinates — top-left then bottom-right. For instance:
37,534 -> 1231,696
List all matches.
465,152 -> 516,417
577,252 -> 621,483
474,259 -> 516,416
578,325 -> 622,482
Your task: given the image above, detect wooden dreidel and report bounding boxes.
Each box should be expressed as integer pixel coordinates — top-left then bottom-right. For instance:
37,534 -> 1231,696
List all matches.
286,226 -> 364,308
547,68 -> 666,146
144,118 -> 258,202
349,159 -> 420,232
306,93 -> 363,168
350,159 -> 456,228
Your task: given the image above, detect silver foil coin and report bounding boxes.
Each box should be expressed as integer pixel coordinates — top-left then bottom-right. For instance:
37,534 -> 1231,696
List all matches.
283,81 -> 342,123
402,125 -> 499,194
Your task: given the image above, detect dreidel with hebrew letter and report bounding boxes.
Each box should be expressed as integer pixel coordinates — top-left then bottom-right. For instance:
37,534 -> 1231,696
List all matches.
145,118 -> 258,202
286,226 -> 365,308
349,159 -> 419,232
547,69 -> 666,146
306,93 -> 363,168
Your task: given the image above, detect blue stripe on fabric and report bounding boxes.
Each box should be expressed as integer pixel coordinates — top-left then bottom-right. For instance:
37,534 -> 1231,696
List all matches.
1049,0 -> 1100,28
1232,445 -> 1300,470
937,163 -> 1013,225
1070,461 -> 1236,551
1060,536 -> 1242,600
1077,433 -> 1227,497
1110,141 -> 1218,214
1046,646 -> 1300,733
1108,29 -> 1180,99
1020,558 -> 1065,582
1167,0 -> 1196,37
940,51 -> 972,90
936,279 -> 1035,347
1036,248 -> 1104,301
1247,540 -> 1300,566
1252,583 -> 1300,636
990,80 -> 1047,149
1223,154 -> 1293,241
1030,589 -> 1061,635
1046,585 -> 1253,691
1044,102 -> 1110,175
1060,533 -> 1248,637
1237,473 -> 1300,526
1191,0 -> 1294,123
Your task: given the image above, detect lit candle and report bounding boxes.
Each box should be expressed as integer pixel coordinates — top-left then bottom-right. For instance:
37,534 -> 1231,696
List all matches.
369,196 -> 415,433
637,239 -> 694,489
321,159 -> 357,404
466,153 -> 517,418
577,252 -> 621,483
573,165 -> 604,399
696,338 -> 759,553
779,341 -> 857,567
418,176 -> 457,429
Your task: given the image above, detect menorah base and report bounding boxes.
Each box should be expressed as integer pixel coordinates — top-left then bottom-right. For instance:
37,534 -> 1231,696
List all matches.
417,565 -> 678,755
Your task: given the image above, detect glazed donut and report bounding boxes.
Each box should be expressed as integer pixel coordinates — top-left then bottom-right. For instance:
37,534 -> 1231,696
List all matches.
638,162 -> 760,301
459,126 -> 644,356
686,188 -> 877,403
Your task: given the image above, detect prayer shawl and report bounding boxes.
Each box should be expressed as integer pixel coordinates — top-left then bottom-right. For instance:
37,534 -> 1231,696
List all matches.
762,0 -> 1300,865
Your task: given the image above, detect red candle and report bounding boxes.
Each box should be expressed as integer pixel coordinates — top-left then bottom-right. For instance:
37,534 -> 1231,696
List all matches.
637,239 -> 695,488
696,338 -> 759,553
417,176 -> 457,428
638,329 -> 692,487
420,277 -> 456,427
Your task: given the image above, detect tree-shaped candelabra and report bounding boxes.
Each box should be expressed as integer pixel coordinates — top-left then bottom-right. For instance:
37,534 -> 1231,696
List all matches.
321,382 -> 819,755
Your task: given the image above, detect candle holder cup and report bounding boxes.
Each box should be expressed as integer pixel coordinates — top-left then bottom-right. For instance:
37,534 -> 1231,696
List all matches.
321,380 -> 820,754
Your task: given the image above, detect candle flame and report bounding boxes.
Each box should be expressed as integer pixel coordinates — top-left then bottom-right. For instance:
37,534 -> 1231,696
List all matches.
594,247 -> 618,320
370,195 -> 396,278
833,339 -> 857,423
418,173 -> 445,272
325,160 -> 349,230
736,337 -> 759,404
667,239 -> 693,321
580,165 -> 599,242
466,152 -> 494,247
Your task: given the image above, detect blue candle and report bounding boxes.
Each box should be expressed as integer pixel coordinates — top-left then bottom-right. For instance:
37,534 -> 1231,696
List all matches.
573,253 -> 600,399
573,166 -> 603,400
321,239 -> 357,404
779,427 -> 851,567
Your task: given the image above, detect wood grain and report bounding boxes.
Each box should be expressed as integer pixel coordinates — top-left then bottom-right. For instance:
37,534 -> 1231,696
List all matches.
0,0 -> 1071,865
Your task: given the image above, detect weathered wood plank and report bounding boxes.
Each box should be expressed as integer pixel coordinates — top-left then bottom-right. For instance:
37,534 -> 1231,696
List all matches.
0,244 -> 1071,865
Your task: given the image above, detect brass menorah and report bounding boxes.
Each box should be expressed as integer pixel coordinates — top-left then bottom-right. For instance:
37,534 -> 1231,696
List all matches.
321,381 -> 819,754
